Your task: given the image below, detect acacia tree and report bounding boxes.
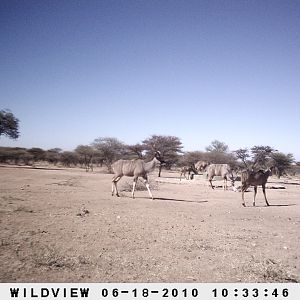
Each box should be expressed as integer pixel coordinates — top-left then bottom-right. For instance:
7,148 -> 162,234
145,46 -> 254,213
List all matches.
60,151 -> 79,167
270,152 -> 294,178
0,110 -> 20,139
251,145 -> 276,169
0,147 -> 32,165
75,145 -> 95,171
142,135 -> 183,177
92,137 -> 126,172
45,148 -> 62,165
179,151 -> 207,167
234,146 -> 280,171
205,140 -> 229,153
28,147 -> 45,162
126,143 -> 145,159
205,140 -> 237,167
233,148 -> 251,168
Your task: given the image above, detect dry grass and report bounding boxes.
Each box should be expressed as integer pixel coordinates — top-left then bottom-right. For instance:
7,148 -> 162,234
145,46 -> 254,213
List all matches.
14,206 -> 34,213
242,257 -> 298,282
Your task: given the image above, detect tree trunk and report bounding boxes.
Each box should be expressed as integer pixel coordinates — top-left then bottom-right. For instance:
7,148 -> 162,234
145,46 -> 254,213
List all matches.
158,165 -> 162,177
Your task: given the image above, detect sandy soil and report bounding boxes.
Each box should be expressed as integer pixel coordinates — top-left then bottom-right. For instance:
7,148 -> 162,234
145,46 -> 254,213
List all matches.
0,165 -> 299,283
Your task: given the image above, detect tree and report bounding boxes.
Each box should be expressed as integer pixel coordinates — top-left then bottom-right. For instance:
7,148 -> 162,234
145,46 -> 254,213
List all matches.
142,135 -> 183,177
45,148 -> 62,165
206,140 -> 229,153
270,152 -> 295,178
126,143 -> 145,159
251,145 -> 276,169
206,151 -> 237,167
0,110 -> 20,139
205,140 -> 237,167
60,151 -> 79,167
75,145 -> 95,171
0,147 -> 32,165
92,137 -> 126,172
233,148 -> 250,168
179,151 -> 207,167
27,148 -> 45,162
0,147 -> 13,163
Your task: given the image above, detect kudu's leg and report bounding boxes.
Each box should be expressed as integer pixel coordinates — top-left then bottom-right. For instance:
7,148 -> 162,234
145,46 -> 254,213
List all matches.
209,177 -> 214,189
112,176 -> 121,197
253,186 -> 257,206
184,171 -> 188,180
143,175 -> 154,199
241,184 -> 248,207
230,173 -> 236,191
132,177 -> 138,199
223,177 -> 227,190
262,184 -> 270,206
112,176 -> 117,196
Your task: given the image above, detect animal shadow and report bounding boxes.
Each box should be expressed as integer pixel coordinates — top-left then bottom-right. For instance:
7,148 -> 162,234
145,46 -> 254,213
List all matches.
249,203 -> 297,208
154,197 -> 208,204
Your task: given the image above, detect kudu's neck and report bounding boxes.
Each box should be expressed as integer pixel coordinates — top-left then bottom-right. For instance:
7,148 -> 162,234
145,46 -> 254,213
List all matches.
144,157 -> 160,173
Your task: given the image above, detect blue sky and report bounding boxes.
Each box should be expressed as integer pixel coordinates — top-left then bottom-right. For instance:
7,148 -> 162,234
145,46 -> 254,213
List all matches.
1,0 -> 299,159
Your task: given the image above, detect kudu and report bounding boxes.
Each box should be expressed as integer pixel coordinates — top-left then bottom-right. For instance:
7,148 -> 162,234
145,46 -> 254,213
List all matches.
179,164 -> 198,181
206,164 -> 235,190
195,160 -> 210,172
241,167 -> 274,207
111,151 -> 163,199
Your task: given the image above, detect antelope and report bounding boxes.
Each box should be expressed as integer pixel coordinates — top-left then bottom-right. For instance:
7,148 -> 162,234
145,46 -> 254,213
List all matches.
195,160 -> 210,172
241,167 -> 274,207
111,151 -> 163,199
206,164 -> 235,190
179,164 -> 198,181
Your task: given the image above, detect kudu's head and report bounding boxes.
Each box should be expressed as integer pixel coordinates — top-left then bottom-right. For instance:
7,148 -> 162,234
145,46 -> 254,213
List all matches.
190,163 -> 198,174
268,166 -> 277,177
154,151 -> 165,164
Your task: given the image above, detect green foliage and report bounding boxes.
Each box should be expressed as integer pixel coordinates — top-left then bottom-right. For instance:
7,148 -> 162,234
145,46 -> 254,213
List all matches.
45,148 -> 62,165
270,152 -> 295,178
204,140 -> 237,168
206,140 -> 229,153
179,151 -> 207,166
126,144 -> 145,159
206,151 -> 238,168
92,137 -> 126,171
234,146 -> 278,170
60,151 -> 79,167
28,148 -> 45,162
0,135 -> 297,178
0,110 -> 20,139
142,135 -> 183,175
251,145 -> 276,168
75,145 -> 95,171
234,148 -> 251,168
0,147 -> 33,165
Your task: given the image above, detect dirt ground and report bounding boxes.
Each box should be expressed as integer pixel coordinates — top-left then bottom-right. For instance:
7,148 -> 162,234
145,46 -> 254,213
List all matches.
0,165 -> 299,283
